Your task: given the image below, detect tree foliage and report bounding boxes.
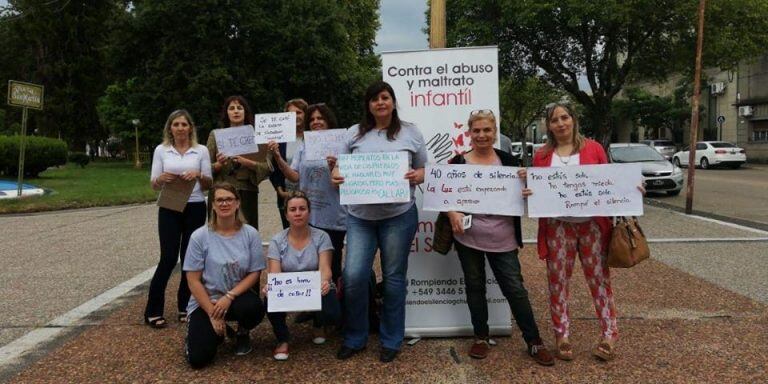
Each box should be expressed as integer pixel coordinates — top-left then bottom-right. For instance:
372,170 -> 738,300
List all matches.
613,85 -> 692,140
441,0 -> 768,144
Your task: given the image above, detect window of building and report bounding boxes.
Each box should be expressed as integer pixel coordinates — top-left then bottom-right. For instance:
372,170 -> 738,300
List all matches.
751,120 -> 768,142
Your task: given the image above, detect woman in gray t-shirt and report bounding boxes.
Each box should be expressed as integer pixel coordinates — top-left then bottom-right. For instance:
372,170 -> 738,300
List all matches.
183,183 -> 266,368
263,191 -> 342,361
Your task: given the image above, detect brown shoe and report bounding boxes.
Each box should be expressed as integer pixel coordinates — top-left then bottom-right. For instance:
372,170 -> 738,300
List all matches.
527,339 -> 555,366
468,339 -> 490,359
555,337 -> 574,361
592,339 -> 616,362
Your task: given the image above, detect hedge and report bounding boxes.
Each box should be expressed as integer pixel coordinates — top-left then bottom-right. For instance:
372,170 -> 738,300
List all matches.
0,135 -> 68,177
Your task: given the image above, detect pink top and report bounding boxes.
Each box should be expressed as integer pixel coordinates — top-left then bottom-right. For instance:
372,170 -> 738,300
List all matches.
453,156 -> 519,252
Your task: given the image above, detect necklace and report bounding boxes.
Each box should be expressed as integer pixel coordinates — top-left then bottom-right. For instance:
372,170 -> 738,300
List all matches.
556,151 -> 572,165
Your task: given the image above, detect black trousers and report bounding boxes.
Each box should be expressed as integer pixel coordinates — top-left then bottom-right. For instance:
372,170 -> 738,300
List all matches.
315,227 -> 346,285
186,290 -> 265,368
144,202 -> 206,319
238,189 -> 259,230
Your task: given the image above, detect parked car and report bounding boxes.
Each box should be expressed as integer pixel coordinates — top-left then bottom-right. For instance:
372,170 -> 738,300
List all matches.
640,139 -> 677,160
609,143 -> 684,195
510,142 -> 545,164
672,141 -> 746,169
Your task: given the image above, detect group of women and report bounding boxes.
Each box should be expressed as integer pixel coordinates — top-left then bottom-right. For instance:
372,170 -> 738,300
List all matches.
146,80 -> 635,368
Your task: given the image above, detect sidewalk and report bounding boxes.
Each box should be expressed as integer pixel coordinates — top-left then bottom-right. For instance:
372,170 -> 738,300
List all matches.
1,185 -> 767,383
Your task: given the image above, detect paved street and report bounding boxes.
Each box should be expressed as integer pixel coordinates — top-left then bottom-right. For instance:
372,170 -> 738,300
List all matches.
0,179 -> 767,382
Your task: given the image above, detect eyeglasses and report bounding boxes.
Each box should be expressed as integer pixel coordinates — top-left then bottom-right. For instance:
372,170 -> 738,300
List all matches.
470,109 -> 494,116
214,197 -> 237,205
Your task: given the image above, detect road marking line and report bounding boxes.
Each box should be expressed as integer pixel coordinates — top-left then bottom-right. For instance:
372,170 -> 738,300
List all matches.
0,266 -> 156,368
671,211 -> 768,235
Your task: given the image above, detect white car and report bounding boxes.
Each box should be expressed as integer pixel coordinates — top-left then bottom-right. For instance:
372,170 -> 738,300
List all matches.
672,141 -> 747,169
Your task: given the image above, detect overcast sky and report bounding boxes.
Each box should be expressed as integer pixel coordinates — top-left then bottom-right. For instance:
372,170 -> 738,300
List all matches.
375,0 -> 429,53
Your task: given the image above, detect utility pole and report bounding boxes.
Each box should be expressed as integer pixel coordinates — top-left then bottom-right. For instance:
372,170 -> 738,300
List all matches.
430,0 -> 446,48
685,0 -> 706,214
132,119 -> 142,168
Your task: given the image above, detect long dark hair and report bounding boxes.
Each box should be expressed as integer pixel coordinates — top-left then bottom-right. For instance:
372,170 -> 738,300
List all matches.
219,95 -> 254,127
307,103 -> 338,130
358,81 -> 402,141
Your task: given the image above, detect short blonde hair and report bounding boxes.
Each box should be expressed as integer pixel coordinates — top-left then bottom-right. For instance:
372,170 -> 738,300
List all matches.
467,109 -> 498,132
161,109 -> 198,147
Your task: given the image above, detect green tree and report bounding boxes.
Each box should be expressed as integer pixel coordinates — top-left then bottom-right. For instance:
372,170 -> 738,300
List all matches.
613,84 -> 693,141
100,0 -> 380,148
439,0 -> 768,145
0,0 -> 125,149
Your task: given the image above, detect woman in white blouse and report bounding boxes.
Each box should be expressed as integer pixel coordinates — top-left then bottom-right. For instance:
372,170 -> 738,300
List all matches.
145,109 -> 212,328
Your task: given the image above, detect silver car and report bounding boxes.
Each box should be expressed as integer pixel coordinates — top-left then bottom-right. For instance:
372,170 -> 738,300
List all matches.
640,139 -> 677,160
609,143 -> 684,196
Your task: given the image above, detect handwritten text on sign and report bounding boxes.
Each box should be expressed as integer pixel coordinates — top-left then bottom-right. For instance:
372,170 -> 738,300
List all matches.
422,164 -> 525,216
254,112 -> 297,144
212,125 -> 259,157
303,129 -> 346,161
339,151 -> 410,205
527,163 -> 643,217
267,271 -> 322,313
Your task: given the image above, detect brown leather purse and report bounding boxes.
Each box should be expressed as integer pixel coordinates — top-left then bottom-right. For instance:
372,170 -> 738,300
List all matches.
607,216 -> 650,268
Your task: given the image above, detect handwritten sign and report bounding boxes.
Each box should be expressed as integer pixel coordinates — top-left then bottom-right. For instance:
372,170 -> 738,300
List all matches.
212,125 -> 259,157
254,112 -> 296,144
339,151 -> 410,205
422,164 -> 525,216
527,163 -> 643,217
304,129 -> 346,161
267,271 -> 322,313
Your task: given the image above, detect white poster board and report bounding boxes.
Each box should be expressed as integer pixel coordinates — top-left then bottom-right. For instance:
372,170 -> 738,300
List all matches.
254,112 -> 297,144
338,151 -> 410,205
212,125 -> 259,157
527,163 -> 644,217
422,164 -> 525,216
267,271 -> 322,313
383,46 -> 509,337
304,129 -> 346,161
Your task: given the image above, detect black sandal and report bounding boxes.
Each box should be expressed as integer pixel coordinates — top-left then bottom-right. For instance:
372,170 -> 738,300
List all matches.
145,316 -> 167,329
178,312 -> 188,323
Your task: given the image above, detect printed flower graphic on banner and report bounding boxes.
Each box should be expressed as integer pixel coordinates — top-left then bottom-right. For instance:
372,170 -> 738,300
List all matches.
451,122 -> 472,155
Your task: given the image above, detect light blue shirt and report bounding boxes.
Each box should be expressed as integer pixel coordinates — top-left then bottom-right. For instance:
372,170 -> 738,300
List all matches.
291,141 -> 347,230
267,227 -> 334,273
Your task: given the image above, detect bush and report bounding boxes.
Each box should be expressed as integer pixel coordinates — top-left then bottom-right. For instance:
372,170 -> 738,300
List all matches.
0,135 -> 68,177
68,152 -> 91,168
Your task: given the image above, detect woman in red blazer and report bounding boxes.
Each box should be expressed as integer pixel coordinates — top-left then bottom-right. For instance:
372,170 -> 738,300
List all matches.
521,103 -> 631,362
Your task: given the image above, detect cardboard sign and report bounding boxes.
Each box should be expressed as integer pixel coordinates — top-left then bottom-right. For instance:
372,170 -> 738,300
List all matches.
254,112 -> 296,144
422,164 -> 525,216
212,125 -> 259,157
156,178 -> 195,212
267,271 -> 322,313
339,151 -> 410,205
303,129 -> 346,161
527,163 -> 644,217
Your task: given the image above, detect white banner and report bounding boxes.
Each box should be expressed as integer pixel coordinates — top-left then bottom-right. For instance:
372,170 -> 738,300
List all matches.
422,164 -> 525,216
527,163 -> 644,217
254,112 -> 297,144
212,125 -> 259,157
304,129 -> 346,161
338,151 -> 410,205
267,271 -> 322,313
383,47 -> 511,337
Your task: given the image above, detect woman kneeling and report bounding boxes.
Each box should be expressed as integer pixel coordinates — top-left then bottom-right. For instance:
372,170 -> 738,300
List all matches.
183,183 -> 266,368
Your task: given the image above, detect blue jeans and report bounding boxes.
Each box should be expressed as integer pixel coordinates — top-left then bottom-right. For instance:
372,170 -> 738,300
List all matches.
343,204 -> 418,351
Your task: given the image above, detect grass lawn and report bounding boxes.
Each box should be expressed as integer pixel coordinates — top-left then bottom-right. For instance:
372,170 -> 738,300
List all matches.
0,161 -> 157,214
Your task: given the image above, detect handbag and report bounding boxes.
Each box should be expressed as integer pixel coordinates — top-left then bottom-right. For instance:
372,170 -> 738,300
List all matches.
607,216 -> 650,268
432,212 -> 454,255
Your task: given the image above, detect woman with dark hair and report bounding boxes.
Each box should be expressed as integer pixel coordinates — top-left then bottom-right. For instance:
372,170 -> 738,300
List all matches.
262,191 -> 342,361
520,102 -> 644,362
444,110 -> 554,366
331,81 -> 427,363
268,103 -> 346,284
206,95 -> 271,229
146,109 -> 212,328
269,98 -> 309,229
183,183 -> 266,368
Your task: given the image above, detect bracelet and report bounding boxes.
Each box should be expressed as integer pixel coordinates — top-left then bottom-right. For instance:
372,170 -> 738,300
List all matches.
225,292 -> 236,300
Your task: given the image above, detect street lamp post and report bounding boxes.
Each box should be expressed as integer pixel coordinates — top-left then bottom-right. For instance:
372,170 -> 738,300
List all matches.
131,119 -> 141,168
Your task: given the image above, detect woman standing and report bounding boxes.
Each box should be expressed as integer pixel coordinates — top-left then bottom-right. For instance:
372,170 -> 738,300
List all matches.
332,81 -> 427,363
184,183 -> 266,367
206,96 -> 271,229
444,110 -> 553,366
263,191 -> 342,361
146,109 -> 212,328
522,102 -> 643,361
270,98 -> 308,229
269,103 -> 346,284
